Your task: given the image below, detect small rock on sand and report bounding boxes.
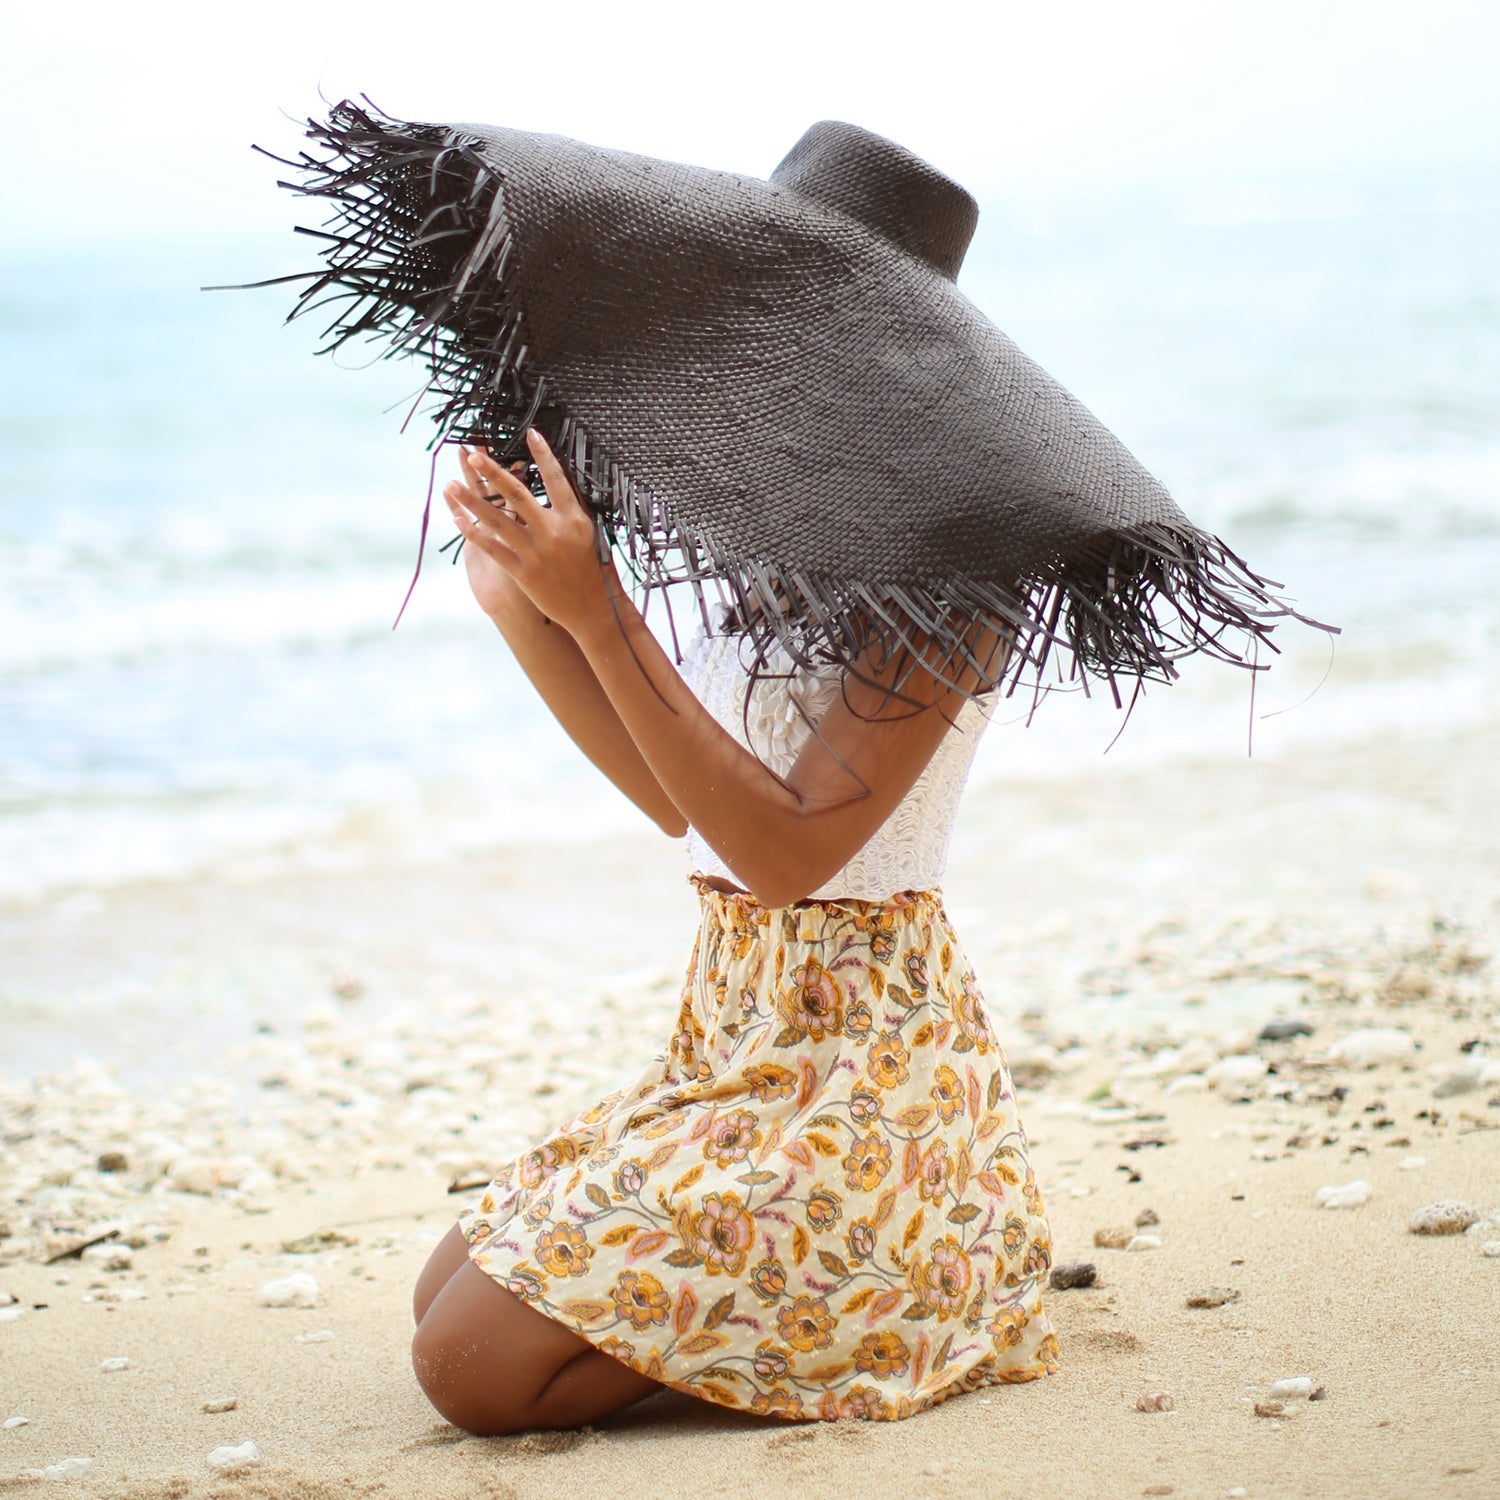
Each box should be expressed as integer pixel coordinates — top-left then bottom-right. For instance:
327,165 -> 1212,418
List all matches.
258,1272 -> 320,1309
202,1398 -> 240,1413
206,1440 -> 263,1471
1259,1018 -> 1314,1041
1398,1156 -> 1426,1170
1135,1208 -> 1159,1228
1206,1055 -> 1268,1089
1186,1287 -> 1240,1309
1136,1391 -> 1174,1412
1315,1180 -> 1371,1209
1094,1226 -> 1133,1249
29,1457 -> 94,1479
98,1356 -> 135,1372
1325,1028 -> 1415,1068
1270,1376 -> 1315,1399
1126,1234 -> 1162,1251
294,1328 -> 336,1344
4,1415 -> 30,1429
1253,1401 -> 1285,1418
96,1151 -> 129,1173
81,1243 -> 133,1271
1408,1200 -> 1478,1235
1480,1241 -> 1500,1257
1049,1261 -> 1097,1290
1432,1071 -> 1479,1099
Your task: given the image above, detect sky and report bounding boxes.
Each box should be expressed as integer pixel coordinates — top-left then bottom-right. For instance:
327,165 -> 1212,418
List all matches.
1,0 -> 1497,251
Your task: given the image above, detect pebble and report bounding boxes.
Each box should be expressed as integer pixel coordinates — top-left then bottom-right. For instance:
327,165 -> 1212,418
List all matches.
1481,1241 -> 1500,1257
1136,1391 -> 1174,1412
201,1397 -> 240,1413
1325,1028 -> 1415,1068
170,1158 -> 223,1195
1094,1226 -> 1133,1249
1432,1071 -> 1479,1099
96,1151 -> 129,1173
1143,1487 -> 1174,1496
1126,1234 -> 1162,1251
1135,1208 -> 1160,1228
1186,1287 -> 1240,1309
98,1356 -> 136,1372
206,1440 -> 263,1471
1398,1156 -> 1426,1170
28,1457 -> 93,1479
1408,1200 -> 1478,1235
1049,1261 -> 1098,1290
81,1243 -> 133,1271
1270,1376 -> 1315,1398
1253,1400 -> 1284,1418
4,1415 -> 30,1429
1205,1055 -> 1269,1089
1165,1073 -> 1207,1093
258,1272 -> 320,1309
1315,1180 -> 1371,1209
0,1307 -> 24,1324
294,1328 -> 336,1344
1259,1018 -> 1315,1041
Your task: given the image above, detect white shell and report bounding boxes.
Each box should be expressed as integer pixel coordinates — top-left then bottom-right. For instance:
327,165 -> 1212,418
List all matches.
206,1440 -> 262,1471
1315,1180 -> 1371,1209
257,1272 -> 320,1309
1325,1028 -> 1415,1068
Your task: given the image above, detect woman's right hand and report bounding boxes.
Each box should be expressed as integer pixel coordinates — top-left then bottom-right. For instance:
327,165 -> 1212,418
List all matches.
445,449 -> 542,626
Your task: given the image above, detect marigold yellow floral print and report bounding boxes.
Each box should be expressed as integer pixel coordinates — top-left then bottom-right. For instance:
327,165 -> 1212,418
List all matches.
458,884 -> 1058,1421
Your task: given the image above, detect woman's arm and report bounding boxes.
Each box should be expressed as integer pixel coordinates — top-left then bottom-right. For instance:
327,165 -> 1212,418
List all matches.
447,450 -> 688,837
449,434 -> 1003,906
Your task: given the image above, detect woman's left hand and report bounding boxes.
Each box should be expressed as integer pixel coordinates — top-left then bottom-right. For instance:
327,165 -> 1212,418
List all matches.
444,428 -> 619,637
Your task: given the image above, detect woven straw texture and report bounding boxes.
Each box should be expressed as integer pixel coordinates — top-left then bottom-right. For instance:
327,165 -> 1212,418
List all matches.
252,100 -> 1331,703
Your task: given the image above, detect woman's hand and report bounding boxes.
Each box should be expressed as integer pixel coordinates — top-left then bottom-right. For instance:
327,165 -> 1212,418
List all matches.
444,449 -> 531,622
444,430 -> 618,637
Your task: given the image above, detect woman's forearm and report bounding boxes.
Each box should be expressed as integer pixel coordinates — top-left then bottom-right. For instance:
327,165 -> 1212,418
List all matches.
488,591 -> 688,837
571,586 -> 956,906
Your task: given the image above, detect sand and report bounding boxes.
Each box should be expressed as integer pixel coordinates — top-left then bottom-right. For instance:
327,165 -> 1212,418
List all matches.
3,712 -> 1498,1499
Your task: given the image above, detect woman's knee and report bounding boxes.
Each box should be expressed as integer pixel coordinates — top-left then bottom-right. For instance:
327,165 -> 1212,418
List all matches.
411,1314 -> 527,1435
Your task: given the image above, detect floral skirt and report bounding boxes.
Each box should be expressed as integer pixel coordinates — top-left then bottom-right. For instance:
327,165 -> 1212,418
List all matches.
457,879 -> 1059,1421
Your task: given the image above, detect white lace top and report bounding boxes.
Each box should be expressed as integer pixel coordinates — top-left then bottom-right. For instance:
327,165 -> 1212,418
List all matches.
679,630 -> 993,902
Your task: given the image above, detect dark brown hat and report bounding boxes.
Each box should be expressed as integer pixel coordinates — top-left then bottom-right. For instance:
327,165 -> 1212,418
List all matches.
249,99 -> 1331,702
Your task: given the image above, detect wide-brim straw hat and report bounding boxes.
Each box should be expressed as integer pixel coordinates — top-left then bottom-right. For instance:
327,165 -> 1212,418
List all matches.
246,99 -> 1331,704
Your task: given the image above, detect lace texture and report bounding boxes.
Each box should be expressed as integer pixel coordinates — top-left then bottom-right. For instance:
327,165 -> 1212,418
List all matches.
680,631 -> 992,902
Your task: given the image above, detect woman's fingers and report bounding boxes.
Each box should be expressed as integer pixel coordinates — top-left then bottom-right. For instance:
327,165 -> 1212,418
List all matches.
524,428 -> 584,515
466,448 -> 542,521
445,487 -> 522,563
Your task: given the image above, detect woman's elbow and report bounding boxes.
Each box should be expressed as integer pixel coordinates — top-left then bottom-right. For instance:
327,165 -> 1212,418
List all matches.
654,809 -> 690,839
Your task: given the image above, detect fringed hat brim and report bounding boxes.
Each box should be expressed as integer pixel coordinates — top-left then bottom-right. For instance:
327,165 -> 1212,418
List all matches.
241,99 -> 1334,704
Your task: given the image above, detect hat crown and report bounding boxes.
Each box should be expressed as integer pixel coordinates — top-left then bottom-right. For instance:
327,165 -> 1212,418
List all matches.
769,120 -> 978,280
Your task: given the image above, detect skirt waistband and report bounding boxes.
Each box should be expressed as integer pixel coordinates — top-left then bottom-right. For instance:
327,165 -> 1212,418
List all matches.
689,873 -> 943,937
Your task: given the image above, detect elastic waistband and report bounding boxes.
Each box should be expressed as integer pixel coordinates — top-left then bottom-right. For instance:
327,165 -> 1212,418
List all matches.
689,873 -> 943,936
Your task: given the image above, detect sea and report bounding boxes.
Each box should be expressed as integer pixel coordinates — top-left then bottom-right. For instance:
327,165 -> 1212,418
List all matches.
2,162 -> 1498,909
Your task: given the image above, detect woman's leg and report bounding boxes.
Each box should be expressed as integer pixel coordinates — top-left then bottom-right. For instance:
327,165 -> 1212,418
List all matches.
412,1223 -> 472,1325
411,1257 -> 663,1434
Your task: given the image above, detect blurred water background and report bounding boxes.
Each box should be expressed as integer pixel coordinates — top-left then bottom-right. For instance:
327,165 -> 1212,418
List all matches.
2,160 -> 1497,907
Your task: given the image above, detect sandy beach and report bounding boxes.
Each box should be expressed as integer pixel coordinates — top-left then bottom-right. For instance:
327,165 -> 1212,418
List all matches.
3,709 -> 1498,1499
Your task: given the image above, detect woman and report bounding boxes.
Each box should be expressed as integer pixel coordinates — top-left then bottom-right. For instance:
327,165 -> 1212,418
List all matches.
410,428 -> 1056,1430
246,102 -> 1326,1434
